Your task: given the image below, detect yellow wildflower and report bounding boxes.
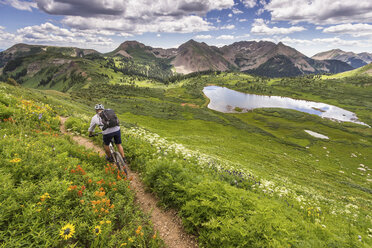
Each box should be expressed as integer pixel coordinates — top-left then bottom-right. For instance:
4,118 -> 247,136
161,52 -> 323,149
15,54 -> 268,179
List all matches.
94,225 -> 101,235
59,223 -> 75,240
135,225 -> 142,235
40,193 -> 50,201
10,158 -> 21,163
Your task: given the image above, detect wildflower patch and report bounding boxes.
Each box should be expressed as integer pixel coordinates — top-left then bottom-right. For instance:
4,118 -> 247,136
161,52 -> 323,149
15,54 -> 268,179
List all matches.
0,83 -> 163,247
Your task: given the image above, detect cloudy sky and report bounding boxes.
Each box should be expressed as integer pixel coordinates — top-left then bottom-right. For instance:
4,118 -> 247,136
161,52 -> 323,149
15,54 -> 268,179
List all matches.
1,0 -> 372,56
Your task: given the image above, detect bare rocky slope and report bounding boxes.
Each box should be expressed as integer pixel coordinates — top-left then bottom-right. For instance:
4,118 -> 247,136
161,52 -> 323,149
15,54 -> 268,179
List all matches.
312,49 -> 372,69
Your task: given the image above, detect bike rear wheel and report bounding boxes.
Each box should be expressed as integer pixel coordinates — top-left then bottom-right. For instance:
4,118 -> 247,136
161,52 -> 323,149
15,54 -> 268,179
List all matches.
113,151 -> 128,175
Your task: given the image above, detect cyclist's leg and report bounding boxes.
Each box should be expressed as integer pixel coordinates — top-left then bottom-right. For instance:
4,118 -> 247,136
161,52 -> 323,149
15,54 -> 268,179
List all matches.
102,133 -> 113,159
103,145 -> 111,158
116,144 -> 125,159
113,130 -> 125,159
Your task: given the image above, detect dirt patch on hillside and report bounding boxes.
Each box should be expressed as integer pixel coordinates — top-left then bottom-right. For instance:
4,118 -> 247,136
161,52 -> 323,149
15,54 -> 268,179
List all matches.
59,116 -> 198,248
181,103 -> 199,108
365,68 -> 372,76
27,62 -> 42,75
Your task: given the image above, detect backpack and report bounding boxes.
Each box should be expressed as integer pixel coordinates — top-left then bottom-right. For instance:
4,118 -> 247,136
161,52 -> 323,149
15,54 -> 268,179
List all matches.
99,109 -> 119,130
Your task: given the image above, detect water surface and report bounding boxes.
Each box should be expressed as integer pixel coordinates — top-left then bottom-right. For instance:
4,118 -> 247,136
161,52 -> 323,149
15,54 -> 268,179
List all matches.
203,86 -> 368,126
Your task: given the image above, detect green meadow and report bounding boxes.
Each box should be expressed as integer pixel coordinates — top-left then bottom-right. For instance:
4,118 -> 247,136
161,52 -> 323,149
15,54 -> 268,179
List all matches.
66,71 -> 372,246
0,84 -> 164,247
1,69 -> 372,247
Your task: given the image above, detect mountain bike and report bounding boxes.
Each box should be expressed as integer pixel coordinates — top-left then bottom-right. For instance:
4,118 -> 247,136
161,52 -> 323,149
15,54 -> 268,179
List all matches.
90,132 -> 128,175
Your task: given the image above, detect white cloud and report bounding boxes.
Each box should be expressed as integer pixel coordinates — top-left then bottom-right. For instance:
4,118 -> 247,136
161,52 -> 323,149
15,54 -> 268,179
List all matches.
220,24 -> 235,30
34,0 -> 234,34
62,15 -> 214,34
0,0 -> 37,11
235,34 -> 250,39
280,36 -> 312,45
251,18 -> 306,35
273,36 -> 372,55
256,8 -> 265,16
118,32 -> 133,37
315,26 -> 324,30
194,34 -> 213,39
228,13 -> 233,18
265,0 -> 372,24
239,18 -> 248,22
7,23 -> 114,50
322,23 -> 372,37
214,43 -> 229,47
217,35 -> 235,40
312,37 -> 362,46
242,0 -> 256,8
251,37 -> 276,43
36,0 -> 235,17
0,26 -> 17,41
157,34 -> 161,37
258,35 -> 369,48
232,8 -> 243,14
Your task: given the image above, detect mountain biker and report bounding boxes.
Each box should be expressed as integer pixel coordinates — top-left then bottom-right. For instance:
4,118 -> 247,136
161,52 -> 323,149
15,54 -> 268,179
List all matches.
88,104 -> 126,163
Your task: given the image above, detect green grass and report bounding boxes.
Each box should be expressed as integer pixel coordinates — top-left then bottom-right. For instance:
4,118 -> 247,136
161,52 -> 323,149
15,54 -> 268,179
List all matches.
0,83 -> 164,247
322,63 -> 372,79
2,68 -> 372,247
91,72 -> 372,246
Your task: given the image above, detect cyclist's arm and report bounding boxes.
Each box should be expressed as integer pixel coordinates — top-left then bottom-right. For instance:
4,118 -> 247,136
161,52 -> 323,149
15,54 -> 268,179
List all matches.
88,116 -> 98,136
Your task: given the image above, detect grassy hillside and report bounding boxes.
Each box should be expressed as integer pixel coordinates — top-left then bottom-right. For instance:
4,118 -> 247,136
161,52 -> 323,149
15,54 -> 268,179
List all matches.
63,72 -> 372,247
1,68 -> 372,247
0,45 -> 174,92
322,63 -> 372,79
0,83 -> 163,247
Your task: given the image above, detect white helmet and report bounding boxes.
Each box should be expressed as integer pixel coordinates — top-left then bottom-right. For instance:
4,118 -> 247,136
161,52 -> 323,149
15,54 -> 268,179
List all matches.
94,104 -> 104,110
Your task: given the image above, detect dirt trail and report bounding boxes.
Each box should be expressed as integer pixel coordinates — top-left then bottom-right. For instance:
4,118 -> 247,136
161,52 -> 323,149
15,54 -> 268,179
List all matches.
59,117 -> 198,248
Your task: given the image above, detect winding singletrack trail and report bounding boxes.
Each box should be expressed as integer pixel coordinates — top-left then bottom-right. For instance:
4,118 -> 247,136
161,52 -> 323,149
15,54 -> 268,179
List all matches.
59,117 -> 197,248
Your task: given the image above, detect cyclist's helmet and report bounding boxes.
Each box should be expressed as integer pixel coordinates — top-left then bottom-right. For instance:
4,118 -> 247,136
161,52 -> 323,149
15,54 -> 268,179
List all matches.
94,104 -> 104,110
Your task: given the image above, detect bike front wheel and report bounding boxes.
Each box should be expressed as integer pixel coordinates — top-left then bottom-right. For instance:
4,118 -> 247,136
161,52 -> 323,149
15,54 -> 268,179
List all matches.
113,152 -> 128,175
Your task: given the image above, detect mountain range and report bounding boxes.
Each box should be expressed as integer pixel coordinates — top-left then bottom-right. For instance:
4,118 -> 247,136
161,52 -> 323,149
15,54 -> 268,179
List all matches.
0,40 -> 362,82
107,39 -> 354,77
312,49 -> 372,69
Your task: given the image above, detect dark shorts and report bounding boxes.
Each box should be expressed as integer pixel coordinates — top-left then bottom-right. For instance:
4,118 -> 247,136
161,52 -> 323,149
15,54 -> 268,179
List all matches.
102,130 -> 122,146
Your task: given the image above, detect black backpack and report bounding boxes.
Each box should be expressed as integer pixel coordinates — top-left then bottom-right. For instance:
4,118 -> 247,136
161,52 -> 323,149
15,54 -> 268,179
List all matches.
99,109 -> 119,130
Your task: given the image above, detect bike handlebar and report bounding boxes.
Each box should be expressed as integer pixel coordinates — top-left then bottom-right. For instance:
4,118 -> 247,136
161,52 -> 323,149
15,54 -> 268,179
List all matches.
90,132 -> 103,137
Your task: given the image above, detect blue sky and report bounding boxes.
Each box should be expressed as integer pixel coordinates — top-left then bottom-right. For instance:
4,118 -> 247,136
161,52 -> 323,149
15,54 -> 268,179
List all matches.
1,0 -> 372,56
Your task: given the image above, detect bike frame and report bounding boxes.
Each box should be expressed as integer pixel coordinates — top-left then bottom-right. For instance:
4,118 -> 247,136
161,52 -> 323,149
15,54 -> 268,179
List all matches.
91,132 -> 127,175
108,142 -> 116,159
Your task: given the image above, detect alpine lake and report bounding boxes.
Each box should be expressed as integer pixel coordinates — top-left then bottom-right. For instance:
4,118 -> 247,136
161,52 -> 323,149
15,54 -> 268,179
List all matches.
203,85 -> 369,127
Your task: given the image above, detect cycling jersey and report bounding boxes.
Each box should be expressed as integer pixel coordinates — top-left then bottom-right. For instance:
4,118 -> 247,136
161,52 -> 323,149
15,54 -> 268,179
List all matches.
88,113 -> 120,135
